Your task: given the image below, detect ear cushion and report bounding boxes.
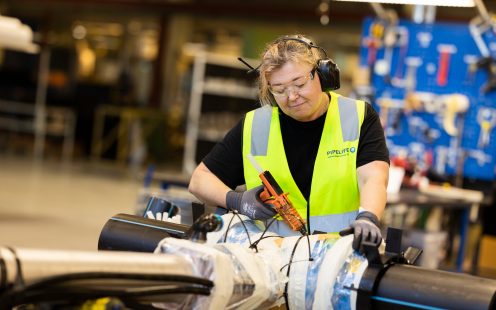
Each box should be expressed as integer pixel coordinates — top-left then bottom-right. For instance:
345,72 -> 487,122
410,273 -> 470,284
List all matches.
316,58 -> 340,91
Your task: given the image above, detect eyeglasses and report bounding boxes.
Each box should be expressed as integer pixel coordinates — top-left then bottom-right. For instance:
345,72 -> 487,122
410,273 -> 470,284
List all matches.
269,69 -> 316,97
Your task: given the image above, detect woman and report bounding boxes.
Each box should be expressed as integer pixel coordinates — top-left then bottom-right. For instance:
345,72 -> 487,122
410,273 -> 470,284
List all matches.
188,34 -> 389,251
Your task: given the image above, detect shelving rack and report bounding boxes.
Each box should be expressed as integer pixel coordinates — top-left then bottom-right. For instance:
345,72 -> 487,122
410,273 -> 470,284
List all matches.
182,51 -> 259,175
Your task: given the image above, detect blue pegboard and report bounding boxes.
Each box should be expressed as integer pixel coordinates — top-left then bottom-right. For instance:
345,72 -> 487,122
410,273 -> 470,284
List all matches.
360,17 -> 496,180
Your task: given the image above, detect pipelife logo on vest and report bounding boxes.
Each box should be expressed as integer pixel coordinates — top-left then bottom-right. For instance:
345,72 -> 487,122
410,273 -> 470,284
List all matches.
326,147 -> 356,158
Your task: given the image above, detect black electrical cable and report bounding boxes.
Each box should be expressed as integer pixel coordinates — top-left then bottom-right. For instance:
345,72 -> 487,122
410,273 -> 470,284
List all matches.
223,211 -> 253,246
8,272 -> 213,292
306,234 -> 314,262
223,211 -> 237,242
278,232 -> 316,310
221,212 -> 314,309
280,235 -> 305,310
0,255 -> 6,291
249,235 -> 282,251
249,218 -> 280,251
4,284 -> 211,308
6,247 -> 25,287
25,284 -> 211,299
306,201 -> 311,235
232,212 -> 253,245
260,217 -> 277,238
221,211 -> 314,310
106,284 -> 211,296
0,271 -> 213,308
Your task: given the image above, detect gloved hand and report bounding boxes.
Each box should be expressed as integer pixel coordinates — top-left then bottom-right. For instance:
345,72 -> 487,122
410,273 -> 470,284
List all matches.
339,211 -> 382,252
226,185 -> 277,220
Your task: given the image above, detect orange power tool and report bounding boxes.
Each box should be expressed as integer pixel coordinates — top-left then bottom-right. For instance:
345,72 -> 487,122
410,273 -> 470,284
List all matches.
248,155 -> 307,235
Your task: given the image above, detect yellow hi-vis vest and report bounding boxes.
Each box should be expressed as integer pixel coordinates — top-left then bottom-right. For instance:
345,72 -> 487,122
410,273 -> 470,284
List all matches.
242,92 -> 365,236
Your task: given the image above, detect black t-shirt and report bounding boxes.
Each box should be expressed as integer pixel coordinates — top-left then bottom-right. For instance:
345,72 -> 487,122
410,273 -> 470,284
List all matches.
203,101 -> 389,201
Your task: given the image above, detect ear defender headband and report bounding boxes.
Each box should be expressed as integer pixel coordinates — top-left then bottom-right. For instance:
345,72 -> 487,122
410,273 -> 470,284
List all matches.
278,35 -> 340,92
238,35 -> 340,92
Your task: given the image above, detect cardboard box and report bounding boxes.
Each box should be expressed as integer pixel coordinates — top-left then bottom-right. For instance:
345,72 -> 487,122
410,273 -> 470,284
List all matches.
478,235 -> 496,274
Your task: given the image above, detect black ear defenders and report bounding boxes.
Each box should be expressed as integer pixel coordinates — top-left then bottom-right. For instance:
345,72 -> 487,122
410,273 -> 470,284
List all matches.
280,36 -> 340,91
238,35 -> 340,92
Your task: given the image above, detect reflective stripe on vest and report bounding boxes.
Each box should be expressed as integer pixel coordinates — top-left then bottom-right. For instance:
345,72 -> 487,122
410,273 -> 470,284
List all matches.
250,105 -> 273,156
263,210 -> 358,236
242,92 -> 365,234
338,96 -> 360,142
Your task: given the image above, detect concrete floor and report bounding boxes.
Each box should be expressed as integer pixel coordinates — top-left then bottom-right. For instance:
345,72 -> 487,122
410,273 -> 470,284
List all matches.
0,156 -> 150,251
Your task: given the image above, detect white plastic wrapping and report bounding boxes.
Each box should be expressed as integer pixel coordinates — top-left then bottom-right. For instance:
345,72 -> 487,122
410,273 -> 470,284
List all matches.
151,213 -> 368,309
154,238 -> 234,310
207,214 -> 287,308
214,243 -> 281,309
153,235 -> 284,310
205,213 -> 369,309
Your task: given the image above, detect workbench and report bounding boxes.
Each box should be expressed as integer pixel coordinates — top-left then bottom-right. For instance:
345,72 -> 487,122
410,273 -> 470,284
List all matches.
387,187 -> 485,272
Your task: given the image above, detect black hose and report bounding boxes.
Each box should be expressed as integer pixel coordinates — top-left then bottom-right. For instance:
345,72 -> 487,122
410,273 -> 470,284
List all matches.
13,272 -> 213,292
3,284 -> 211,308
0,272 -> 213,308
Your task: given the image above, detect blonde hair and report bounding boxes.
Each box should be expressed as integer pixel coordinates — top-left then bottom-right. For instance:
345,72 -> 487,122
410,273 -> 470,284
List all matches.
258,35 -> 325,106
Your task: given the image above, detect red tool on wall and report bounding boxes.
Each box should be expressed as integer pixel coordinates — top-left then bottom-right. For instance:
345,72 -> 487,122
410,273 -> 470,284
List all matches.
436,44 -> 457,87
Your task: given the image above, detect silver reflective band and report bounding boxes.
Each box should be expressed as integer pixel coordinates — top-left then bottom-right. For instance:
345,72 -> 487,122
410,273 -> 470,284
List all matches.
251,96 -> 360,156
308,211 -> 358,233
338,96 -> 359,142
264,210 -> 358,237
250,105 -> 273,156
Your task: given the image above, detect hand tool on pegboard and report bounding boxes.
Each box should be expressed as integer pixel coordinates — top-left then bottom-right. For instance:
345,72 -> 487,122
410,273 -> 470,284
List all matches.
365,21 -> 384,69
403,92 -> 469,137
374,11 -> 399,85
468,0 -> 496,93
434,146 -> 449,175
440,94 -> 470,136
467,149 -> 492,166
376,97 -> 404,135
436,44 -> 457,87
404,57 -> 422,92
391,27 -> 410,85
477,107 -> 496,148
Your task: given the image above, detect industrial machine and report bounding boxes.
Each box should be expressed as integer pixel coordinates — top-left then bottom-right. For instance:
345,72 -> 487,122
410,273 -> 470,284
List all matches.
0,212 -> 495,309
98,212 -> 496,310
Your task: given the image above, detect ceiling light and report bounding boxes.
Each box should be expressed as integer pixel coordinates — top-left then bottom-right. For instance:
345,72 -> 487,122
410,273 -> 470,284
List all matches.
333,0 -> 475,7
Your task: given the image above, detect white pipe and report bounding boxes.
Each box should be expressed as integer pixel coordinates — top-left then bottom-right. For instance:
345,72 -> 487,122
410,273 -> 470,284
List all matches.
0,247 -> 194,287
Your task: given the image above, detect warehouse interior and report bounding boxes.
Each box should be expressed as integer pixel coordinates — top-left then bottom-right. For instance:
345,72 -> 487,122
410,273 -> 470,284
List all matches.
1,0 -> 496,309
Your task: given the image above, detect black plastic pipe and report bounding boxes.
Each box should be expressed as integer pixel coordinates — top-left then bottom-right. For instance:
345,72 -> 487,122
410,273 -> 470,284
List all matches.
98,213 -> 190,252
373,264 -> 496,310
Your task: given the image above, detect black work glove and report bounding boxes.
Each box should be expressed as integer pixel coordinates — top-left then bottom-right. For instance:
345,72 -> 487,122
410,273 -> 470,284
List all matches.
339,211 -> 382,252
226,185 -> 277,220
